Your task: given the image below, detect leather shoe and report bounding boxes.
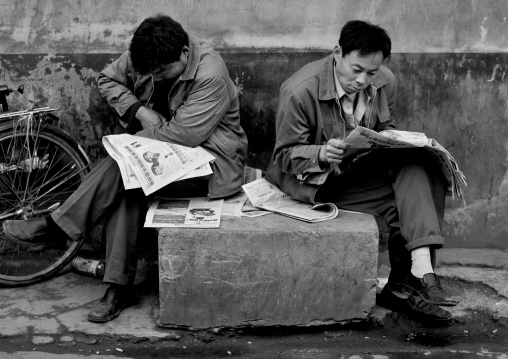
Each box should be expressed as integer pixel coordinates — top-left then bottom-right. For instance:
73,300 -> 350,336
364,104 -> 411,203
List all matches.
3,217 -> 52,245
405,272 -> 460,307
377,282 -> 452,323
87,285 -> 136,323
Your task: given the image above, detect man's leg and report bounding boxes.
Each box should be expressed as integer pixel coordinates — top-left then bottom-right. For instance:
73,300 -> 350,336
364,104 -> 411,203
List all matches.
3,156 -> 125,244
315,149 -> 453,321
88,175 -> 210,323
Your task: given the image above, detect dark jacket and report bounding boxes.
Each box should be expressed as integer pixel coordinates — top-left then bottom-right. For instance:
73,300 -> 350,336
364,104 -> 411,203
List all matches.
98,34 -> 248,199
266,53 -> 397,203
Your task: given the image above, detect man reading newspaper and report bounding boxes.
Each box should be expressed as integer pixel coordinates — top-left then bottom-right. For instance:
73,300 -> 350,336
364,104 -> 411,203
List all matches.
3,15 -> 248,323
266,20 -> 460,323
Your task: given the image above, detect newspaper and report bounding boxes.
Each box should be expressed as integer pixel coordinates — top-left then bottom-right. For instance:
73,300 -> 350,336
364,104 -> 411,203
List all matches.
144,197 -> 223,228
222,191 -> 249,217
339,127 -> 467,201
103,134 -> 215,195
242,178 -> 339,223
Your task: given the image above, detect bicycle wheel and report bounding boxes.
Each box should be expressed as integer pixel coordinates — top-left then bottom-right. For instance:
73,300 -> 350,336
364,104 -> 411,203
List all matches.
0,118 -> 91,287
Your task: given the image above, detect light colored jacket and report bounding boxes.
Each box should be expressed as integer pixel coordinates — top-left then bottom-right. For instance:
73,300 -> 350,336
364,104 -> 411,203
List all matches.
98,34 -> 248,199
266,53 -> 397,203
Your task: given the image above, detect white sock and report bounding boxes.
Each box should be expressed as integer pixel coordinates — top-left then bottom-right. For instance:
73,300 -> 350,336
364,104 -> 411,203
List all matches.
410,246 -> 434,278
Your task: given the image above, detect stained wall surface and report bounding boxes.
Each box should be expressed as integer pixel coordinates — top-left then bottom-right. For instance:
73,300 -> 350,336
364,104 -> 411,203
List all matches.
0,0 -> 507,248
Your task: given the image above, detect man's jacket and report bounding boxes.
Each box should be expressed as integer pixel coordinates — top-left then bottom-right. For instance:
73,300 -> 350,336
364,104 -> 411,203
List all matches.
266,53 -> 397,204
98,34 -> 248,199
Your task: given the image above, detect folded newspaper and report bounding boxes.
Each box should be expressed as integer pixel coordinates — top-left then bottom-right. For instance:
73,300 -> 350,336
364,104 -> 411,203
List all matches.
302,127 -> 466,202
103,134 -> 215,195
343,127 -> 467,201
242,178 -> 339,222
144,197 -> 223,228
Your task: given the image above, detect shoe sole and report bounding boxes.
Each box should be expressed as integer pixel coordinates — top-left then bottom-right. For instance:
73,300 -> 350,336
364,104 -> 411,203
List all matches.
2,222 -> 52,246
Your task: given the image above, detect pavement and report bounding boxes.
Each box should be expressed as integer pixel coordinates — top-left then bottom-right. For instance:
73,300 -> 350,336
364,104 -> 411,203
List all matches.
1,248 -> 508,358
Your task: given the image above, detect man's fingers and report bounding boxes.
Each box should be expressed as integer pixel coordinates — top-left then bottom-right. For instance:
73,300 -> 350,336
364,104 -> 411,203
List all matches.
327,138 -> 349,149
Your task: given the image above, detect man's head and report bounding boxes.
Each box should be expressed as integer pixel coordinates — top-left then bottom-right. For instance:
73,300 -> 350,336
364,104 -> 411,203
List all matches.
129,14 -> 189,81
334,20 -> 392,94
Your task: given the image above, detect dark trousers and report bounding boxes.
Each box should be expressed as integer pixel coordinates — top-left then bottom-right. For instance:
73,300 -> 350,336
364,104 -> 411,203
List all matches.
50,156 -> 208,286
315,148 -> 447,283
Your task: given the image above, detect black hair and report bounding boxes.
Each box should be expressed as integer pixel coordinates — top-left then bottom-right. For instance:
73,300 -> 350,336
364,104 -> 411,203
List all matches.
129,14 -> 189,74
338,20 -> 391,60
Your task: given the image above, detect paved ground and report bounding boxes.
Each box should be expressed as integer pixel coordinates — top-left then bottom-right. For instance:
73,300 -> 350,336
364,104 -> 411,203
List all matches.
1,248 -> 508,358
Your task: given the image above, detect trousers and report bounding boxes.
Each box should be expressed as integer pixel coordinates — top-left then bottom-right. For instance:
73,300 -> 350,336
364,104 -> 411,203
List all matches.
50,156 -> 208,286
315,148 -> 447,283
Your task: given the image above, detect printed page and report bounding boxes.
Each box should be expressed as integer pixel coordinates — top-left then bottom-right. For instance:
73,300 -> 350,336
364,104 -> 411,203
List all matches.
222,192 -> 249,217
102,134 -> 215,195
242,178 -> 338,222
144,197 -> 223,228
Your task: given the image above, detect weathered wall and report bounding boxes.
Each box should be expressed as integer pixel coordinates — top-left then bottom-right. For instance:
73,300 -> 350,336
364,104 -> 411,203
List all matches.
0,0 -> 507,248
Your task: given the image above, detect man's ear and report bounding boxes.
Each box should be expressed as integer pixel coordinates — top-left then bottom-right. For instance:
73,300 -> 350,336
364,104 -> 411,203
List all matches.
181,46 -> 189,59
333,46 -> 342,60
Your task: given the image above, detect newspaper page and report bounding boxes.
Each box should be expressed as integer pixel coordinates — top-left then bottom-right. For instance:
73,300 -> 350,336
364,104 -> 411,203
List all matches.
242,178 -> 338,223
144,197 -> 223,228
102,134 -> 215,195
222,192 -> 249,217
338,127 -> 467,201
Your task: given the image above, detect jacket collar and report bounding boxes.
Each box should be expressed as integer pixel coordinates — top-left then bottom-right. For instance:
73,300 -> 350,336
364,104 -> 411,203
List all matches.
181,33 -> 201,81
318,53 -> 391,101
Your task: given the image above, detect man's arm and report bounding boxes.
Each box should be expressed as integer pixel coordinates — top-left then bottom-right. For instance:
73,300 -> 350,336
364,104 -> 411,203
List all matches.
272,87 -> 336,175
135,74 -> 231,147
374,69 -> 398,132
98,52 -> 141,119
98,52 -> 165,130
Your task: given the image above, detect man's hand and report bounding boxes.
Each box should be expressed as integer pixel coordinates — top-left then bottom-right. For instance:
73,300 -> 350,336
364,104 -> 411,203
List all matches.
319,139 -> 349,165
135,106 -> 166,129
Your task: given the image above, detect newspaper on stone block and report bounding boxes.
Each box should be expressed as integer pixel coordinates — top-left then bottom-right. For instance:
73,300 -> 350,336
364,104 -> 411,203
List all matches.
242,178 -> 339,223
144,197 -> 223,228
103,134 -> 215,196
339,127 -> 467,201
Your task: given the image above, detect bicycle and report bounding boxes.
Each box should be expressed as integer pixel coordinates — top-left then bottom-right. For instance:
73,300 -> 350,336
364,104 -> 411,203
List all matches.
0,84 -> 91,287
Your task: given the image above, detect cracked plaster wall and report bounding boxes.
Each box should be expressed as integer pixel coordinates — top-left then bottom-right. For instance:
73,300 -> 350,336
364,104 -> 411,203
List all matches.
0,0 -> 507,248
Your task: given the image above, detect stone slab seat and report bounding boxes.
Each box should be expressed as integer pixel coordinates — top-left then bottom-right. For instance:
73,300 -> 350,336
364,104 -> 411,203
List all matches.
157,211 -> 379,329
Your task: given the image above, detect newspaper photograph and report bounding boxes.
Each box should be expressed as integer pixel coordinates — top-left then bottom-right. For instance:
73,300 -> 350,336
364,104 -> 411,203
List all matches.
144,197 -> 223,228
103,134 -> 215,195
242,178 -> 338,223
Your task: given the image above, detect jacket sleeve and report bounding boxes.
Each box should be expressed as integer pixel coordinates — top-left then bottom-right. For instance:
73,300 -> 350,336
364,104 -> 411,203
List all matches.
135,74 -> 230,147
98,51 -> 141,119
272,86 -> 324,175
374,71 -> 398,132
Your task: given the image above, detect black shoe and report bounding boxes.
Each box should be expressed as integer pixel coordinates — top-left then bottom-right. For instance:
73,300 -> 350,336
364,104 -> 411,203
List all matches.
405,272 -> 460,307
87,285 -> 136,323
3,217 -> 52,245
377,282 -> 452,323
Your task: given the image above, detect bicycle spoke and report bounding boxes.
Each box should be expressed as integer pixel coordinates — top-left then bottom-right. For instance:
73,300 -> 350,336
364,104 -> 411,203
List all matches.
0,114 -> 90,286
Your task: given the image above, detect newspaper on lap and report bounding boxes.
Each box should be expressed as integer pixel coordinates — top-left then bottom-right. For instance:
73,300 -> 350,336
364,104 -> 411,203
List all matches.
242,178 -> 339,223
345,127 -> 466,201
300,127 -> 466,203
103,134 -> 215,195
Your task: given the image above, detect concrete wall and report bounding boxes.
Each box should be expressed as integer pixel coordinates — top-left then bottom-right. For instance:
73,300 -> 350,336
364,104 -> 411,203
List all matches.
0,0 -> 507,248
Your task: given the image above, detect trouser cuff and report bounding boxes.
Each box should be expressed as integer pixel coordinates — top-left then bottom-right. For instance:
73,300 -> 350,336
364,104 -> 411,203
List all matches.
405,235 -> 444,251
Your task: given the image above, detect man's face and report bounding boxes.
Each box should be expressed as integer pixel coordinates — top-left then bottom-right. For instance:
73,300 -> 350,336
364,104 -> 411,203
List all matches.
150,46 -> 189,82
334,48 -> 384,94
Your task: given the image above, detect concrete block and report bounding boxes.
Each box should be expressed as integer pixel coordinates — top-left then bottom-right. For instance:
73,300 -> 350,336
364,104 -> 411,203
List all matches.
158,212 -> 379,329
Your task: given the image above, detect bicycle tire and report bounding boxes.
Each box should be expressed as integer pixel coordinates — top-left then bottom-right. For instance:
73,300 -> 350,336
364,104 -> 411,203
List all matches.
0,120 -> 91,287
